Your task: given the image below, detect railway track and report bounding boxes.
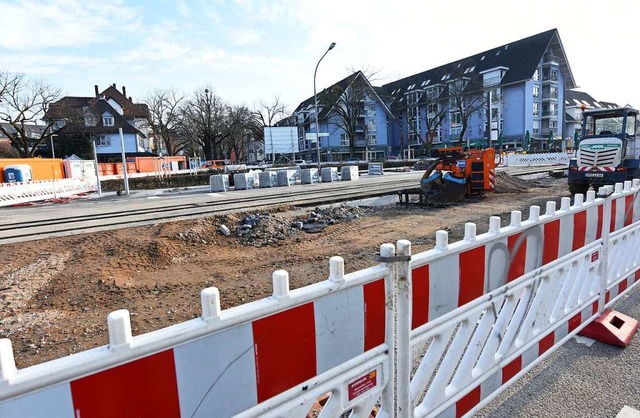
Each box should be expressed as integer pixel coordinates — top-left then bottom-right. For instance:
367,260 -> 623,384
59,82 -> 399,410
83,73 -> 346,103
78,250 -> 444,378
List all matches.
0,172 -> 423,244
0,166 -> 566,244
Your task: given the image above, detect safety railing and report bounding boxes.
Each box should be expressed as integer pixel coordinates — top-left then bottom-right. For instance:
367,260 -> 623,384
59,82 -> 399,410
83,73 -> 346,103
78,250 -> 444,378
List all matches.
0,178 -> 97,207
1,181 -> 640,417
0,247 -> 396,418
503,152 -> 571,167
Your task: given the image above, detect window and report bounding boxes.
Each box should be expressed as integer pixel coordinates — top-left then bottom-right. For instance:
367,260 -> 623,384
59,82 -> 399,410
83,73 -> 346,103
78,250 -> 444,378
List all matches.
533,120 -> 540,134
103,116 -> 114,126
340,133 -> 349,146
450,111 -> 462,126
367,134 -> 377,145
533,69 -> 540,81
533,102 -> 540,117
427,103 -> 439,114
533,85 -> 540,99
96,135 -> 111,147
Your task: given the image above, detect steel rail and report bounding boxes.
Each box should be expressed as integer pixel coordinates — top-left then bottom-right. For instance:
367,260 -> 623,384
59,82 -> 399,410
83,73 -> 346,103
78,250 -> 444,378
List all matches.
0,176 -> 421,244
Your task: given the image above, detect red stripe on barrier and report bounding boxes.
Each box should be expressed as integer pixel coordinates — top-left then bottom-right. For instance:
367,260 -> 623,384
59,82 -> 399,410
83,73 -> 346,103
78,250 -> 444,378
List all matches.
411,265 -> 430,329
597,205 -> 603,239
543,220 -> 560,265
456,386 -> 481,418
635,270 -> 640,282
572,210 -> 587,251
70,349 -> 180,418
568,312 -> 582,333
539,333 -> 554,354
592,300 -> 599,315
619,280 -> 628,295
502,356 -> 522,384
364,279 -> 386,350
605,291 -> 611,304
458,246 -> 485,306
610,199 -> 617,232
507,233 -> 526,282
252,303 -> 317,402
625,195 -> 634,226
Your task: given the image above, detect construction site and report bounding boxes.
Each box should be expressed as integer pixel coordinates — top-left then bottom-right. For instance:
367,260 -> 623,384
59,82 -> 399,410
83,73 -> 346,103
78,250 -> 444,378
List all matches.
0,171 -> 559,369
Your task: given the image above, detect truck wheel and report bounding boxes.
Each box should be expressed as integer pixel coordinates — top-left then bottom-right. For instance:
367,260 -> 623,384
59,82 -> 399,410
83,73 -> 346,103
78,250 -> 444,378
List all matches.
569,183 -> 589,196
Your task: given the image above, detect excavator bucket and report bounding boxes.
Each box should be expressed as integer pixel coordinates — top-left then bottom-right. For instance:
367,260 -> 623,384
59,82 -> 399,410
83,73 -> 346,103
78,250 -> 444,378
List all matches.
421,170 -> 467,204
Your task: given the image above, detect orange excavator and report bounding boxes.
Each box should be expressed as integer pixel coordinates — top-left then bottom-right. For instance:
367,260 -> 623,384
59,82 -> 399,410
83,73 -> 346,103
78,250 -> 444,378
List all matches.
420,147 -> 496,204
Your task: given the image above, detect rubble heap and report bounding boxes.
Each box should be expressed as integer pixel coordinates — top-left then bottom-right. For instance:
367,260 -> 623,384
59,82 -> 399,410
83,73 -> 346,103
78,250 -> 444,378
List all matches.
227,205 -> 372,247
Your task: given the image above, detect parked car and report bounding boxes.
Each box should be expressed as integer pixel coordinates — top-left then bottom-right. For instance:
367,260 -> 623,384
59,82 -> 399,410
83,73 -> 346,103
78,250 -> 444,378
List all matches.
343,157 -> 362,163
293,159 -> 307,165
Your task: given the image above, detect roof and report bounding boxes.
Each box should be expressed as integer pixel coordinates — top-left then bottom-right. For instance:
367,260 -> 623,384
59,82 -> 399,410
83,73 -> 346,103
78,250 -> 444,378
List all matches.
88,98 -> 146,137
0,122 -> 46,138
46,96 -> 92,119
293,72 -> 359,116
88,85 -> 149,119
565,90 -> 620,109
379,29 -> 576,108
293,71 -> 394,121
46,85 -> 149,121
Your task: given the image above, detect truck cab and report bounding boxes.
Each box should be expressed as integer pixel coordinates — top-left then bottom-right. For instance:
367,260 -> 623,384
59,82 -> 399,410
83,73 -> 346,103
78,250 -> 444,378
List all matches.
568,107 -> 639,194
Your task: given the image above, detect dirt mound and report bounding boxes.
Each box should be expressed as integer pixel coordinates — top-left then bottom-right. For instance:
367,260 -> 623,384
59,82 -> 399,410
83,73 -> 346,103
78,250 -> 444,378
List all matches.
494,172 -> 543,193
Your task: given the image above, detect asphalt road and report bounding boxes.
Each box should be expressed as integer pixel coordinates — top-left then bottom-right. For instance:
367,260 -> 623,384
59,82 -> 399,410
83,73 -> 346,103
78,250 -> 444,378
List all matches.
478,284 -> 640,418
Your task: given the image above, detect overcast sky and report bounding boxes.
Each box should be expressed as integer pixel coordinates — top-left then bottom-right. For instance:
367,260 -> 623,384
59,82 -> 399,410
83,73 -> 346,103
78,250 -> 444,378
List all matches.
0,0 -> 637,113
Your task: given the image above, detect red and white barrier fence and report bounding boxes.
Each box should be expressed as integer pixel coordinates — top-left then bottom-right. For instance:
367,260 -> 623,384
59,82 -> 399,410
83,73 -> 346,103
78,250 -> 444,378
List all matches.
1,181 -> 640,417
0,247 -> 396,418
0,178 -> 97,207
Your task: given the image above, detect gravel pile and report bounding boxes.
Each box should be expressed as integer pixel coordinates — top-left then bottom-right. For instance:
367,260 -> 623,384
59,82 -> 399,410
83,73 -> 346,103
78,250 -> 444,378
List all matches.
227,205 -> 372,246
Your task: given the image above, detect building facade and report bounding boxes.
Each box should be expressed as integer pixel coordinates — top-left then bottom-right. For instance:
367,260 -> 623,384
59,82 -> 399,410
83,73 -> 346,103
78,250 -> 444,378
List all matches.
292,28 -> 578,160
45,84 -> 151,160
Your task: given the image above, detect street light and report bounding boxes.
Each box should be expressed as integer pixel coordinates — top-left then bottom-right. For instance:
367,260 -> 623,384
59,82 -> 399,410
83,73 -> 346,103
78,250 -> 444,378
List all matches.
313,42 -> 336,168
50,134 -> 57,158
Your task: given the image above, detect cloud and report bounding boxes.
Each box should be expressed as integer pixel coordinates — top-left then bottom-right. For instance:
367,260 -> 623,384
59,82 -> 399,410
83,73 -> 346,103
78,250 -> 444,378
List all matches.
0,0 -> 141,50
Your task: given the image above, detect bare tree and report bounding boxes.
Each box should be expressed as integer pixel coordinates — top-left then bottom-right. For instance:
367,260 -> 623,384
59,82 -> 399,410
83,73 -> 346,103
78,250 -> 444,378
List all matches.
252,96 -> 287,161
0,71 -> 61,157
253,96 -> 287,141
222,105 -> 261,161
422,89 -> 448,156
447,76 -> 487,146
145,88 -> 185,156
180,87 -> 229,160
345,64 -> 383,83
322,73 -> 369,158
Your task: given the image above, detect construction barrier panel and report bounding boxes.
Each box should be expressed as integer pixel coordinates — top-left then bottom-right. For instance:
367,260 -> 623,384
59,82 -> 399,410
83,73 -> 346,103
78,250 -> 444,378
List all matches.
0,246 -> 397,418
503,152 -> 571,167
0,178 -> 98,207
1,181 -> 640,417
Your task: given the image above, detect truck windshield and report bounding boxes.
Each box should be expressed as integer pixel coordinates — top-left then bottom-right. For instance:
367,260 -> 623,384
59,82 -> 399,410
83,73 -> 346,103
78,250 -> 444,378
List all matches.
585,115 -> 624,136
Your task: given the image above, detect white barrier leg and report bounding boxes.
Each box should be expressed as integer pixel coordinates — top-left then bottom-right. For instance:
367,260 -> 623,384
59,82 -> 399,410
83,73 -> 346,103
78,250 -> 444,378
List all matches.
0,338 -> 17,383
396,239 -> 412,418
379,243 -> 396,418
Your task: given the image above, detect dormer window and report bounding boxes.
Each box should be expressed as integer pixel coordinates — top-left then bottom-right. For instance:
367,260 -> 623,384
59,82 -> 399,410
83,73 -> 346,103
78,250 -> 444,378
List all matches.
103,115 -> 114,126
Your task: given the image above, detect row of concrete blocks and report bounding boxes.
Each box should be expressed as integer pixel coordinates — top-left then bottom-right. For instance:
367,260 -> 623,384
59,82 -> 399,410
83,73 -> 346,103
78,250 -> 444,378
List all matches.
209,166 -> 359,192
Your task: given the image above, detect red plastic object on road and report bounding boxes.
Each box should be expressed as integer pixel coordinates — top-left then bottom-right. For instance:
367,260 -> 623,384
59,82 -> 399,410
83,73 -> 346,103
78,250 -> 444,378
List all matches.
579,309 -> 639,347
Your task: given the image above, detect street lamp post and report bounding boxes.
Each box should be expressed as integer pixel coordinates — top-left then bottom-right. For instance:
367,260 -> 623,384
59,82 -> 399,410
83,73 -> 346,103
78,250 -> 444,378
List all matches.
313,42 -> 336,168
50,134 -> 57,158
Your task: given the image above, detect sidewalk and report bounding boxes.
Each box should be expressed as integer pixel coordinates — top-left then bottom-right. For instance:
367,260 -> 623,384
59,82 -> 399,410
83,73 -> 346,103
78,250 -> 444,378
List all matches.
478,284 -> 640,417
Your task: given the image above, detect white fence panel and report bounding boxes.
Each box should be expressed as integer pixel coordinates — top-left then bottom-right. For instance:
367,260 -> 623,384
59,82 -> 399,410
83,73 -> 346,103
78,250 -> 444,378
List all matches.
504,152 -> 571,167
0,178 -> 97,207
